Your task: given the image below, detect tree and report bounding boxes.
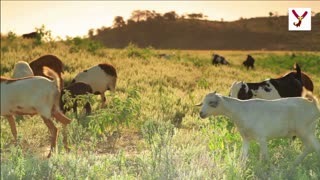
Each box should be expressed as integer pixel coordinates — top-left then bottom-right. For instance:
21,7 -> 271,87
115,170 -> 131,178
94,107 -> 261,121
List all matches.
269,12 -> 273,17
113,16 -> 125,28
88,28 -> 95,38
163,11 -> 179,21
187,13 -> 205,20
130,10 -> 144,22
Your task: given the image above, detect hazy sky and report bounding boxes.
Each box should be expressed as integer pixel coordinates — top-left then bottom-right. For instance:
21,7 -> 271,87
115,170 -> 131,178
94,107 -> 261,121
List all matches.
1,1 -> 319,39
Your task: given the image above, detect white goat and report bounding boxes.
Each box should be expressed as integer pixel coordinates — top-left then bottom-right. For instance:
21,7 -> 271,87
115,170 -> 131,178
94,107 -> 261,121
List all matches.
1,67 -> 72,158
197,91 -> 320,166
12,61 -> 34,78
72,63 -> 117,108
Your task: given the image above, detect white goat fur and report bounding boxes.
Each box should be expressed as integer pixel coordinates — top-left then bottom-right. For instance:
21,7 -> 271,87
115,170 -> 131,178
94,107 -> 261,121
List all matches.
229,81 -> 281,100
12,61 -> 34,78
199,91 -> 320,165
1,67 -> 71,158
73,64 -> 116,108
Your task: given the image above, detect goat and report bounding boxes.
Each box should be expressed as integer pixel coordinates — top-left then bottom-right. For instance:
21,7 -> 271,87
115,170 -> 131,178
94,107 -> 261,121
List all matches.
229,63 -> 313,100
158,53 -> 171,60
29,55 -> 64,90
242,55 -> 255,70
1,67 -> 72,158
22,32 -> 38,39
71,63 -> 117,108
60,82 -> 93,116
12,61 -> 34,78
212,54 -> 230,65
197,91 -> 320,166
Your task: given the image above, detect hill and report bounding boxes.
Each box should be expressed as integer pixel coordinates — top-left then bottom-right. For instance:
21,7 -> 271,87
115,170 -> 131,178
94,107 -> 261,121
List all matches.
91,15 -> 320,51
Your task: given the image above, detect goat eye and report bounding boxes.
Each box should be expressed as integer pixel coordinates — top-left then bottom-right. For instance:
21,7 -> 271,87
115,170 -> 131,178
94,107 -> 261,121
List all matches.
209,101 -> 218,107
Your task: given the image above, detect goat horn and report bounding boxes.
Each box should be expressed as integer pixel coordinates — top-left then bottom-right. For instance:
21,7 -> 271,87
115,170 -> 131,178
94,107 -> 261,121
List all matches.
195,102 -> 203,106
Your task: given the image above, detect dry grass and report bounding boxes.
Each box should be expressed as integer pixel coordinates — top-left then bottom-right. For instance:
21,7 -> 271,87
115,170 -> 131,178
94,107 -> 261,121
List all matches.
1,36 -> 320,179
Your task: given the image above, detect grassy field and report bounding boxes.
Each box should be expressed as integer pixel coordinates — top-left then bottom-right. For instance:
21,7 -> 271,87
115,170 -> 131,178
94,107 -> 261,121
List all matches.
1,36 -> 320,179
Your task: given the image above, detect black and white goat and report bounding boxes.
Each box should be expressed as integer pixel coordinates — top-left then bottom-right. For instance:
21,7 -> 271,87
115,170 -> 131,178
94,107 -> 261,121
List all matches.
212,54 -> 230,65
60,82 -> 93,116
229,63 -> 313,100
71,63 -> 117,108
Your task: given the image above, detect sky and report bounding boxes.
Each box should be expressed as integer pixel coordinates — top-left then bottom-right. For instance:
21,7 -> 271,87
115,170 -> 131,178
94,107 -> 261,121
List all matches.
1,1 -> 319,39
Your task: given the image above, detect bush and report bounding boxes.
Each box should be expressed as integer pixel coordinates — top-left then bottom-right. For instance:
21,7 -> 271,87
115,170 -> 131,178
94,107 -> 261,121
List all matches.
125,43 -> 155,60
65,36 -> 103,54
87,88 -> 141,146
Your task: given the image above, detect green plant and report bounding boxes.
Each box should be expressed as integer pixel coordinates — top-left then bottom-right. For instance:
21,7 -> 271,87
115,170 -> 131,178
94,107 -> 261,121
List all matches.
141,119 -> 177,179
66,36 -> 103,54
7,31 -> 17,42
88,88 -> 141,145
125,43 -> 155,60
34,24 -> 52,46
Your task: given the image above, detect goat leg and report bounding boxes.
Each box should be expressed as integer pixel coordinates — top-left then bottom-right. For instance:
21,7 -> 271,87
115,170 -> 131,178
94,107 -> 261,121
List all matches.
42,117 -> 58,158
258,138 -> 269,161
62,125 -> 70,153
6,115 -> 17,144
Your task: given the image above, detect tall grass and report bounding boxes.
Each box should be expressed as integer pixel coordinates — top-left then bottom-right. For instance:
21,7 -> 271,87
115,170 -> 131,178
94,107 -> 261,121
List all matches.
1,36 -> 320,179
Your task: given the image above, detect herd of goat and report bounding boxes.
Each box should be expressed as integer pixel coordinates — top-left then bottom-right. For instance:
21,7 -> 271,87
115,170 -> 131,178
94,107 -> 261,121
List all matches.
1,53 -> 319,168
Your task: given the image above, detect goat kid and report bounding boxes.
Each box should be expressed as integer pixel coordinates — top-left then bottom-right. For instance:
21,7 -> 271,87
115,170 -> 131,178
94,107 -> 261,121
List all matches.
197,91 -> 320,166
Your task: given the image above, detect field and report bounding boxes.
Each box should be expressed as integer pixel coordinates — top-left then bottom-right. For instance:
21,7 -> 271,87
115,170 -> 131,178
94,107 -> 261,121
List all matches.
1,36 -> 320,179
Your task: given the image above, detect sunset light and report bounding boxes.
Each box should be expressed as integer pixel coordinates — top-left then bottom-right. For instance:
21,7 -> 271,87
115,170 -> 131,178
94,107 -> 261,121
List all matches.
1,1 -> 319,39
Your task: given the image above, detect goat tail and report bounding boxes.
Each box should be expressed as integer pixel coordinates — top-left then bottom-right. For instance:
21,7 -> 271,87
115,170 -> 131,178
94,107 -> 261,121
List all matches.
302,87 -> 320,110
294,63 -> 302,83
43,66 -> 60,90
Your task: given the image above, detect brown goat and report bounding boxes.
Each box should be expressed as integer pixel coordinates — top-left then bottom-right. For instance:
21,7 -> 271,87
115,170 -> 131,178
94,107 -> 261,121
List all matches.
22,32 -> 38,39
29,55 -> 64,90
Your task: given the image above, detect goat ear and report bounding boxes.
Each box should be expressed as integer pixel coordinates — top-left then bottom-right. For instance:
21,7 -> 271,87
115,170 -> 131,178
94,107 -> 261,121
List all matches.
195,102 -> 203,107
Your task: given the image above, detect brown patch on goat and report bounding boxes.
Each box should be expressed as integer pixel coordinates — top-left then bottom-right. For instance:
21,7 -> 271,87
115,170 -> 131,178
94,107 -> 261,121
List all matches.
43,67 -> 61,91
0,76 -> 33,84
98,63 -> 117,77
280,63 -> 313,92
281,71 -> 314,92
29,55 -> 64,89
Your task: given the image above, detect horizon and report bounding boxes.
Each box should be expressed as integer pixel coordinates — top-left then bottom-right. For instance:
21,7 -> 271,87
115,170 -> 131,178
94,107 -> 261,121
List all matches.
1,1 -> 319,39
